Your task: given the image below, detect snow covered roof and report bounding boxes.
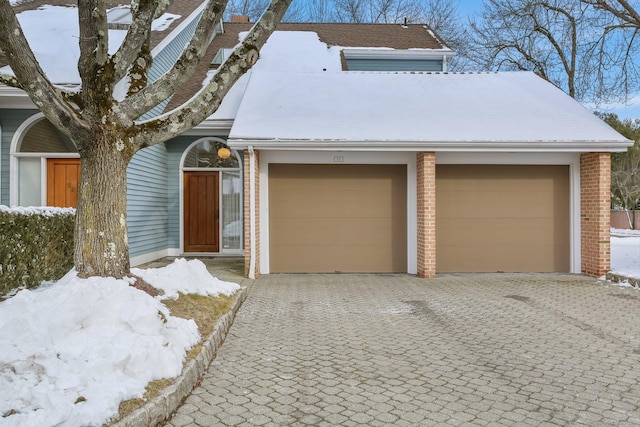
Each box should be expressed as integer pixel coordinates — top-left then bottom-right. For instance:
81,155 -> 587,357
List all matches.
167,22 -> 453,112
227,71 -> 632,152
0,3 -> 186,84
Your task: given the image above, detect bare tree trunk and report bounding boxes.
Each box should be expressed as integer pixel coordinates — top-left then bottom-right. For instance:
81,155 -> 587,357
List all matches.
74,134 -> 132,278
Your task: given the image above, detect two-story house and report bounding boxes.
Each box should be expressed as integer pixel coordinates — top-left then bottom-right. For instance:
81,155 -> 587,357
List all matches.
0,3 -> 631,279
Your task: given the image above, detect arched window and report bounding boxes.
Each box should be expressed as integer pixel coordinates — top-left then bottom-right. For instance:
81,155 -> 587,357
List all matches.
183,139 -> 239,169
11,115 -> 79,207
18,119 -> 76,153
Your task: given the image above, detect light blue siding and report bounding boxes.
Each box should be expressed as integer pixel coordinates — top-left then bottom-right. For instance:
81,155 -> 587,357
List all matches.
0,110 -> 40,206
144,12 -> 203,117
127,11 -> 203,258
346,58 -> 444,72
127,143 -> 169,258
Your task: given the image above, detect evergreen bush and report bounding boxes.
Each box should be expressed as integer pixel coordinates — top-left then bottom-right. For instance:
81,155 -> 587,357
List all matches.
0,207 -> 74,296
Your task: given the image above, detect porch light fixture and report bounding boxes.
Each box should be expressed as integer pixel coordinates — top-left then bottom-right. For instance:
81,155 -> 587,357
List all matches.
218,147 -> 231,159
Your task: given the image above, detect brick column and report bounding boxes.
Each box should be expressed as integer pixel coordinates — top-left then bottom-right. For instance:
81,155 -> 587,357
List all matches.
243,149 -> 260,278
417,152 -> 436,278
580,152 -> 611,277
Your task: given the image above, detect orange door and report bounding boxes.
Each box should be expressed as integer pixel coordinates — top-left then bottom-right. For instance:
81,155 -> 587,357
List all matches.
184,171 -> 220,252
46,158 -> 81,208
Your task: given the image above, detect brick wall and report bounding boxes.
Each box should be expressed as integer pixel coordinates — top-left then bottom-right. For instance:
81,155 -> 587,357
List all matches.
580,153 -> 611,277
417,152 -> 436,278
243,149 -> 260,278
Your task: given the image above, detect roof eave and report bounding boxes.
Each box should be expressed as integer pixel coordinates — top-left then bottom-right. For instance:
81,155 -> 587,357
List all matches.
0,84 -> 36,108
342,48 -> 455,60
187,119 -> 234,134
227,139 -> 634,153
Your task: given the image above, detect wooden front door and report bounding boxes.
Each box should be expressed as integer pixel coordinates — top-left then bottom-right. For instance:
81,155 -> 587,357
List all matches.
46,158 -> 81,208
184,171 -> 220,252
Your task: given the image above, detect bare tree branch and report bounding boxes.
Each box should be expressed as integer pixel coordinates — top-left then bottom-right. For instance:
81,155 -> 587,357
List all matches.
133,0 -> 292,148
110,0 -> 162,84
0,0 -> 88,138
113,0 -> 230,123
467,0 -> 638,103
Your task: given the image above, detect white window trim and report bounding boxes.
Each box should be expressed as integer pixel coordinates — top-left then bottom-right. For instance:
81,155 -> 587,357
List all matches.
178,137 -> 243,255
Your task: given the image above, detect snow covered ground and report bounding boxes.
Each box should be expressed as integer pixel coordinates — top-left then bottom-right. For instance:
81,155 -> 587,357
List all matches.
0,231 -> 638,426
0,259 -> 240,427
610,228 -> 640,280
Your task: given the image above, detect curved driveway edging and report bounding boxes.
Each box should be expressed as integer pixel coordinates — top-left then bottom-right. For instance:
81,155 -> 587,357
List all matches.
110,280 -> 252,427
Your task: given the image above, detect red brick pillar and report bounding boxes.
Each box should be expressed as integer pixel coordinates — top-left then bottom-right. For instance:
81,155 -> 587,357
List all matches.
417,152 -> 436,278
244,149 -> 260,278
580,153 -> 611,277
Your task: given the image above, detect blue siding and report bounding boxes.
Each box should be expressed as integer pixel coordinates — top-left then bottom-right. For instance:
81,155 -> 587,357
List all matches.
0,110 -> 40,205
127,11 -> 203,258
127,143 -> 169,257
144,12 -> 203,118
346,58 -> 444,72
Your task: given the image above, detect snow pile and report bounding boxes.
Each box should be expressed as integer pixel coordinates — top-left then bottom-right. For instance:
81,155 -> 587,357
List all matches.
0,259 -> 240,427
0,205 -> 75,216
132,258 -> 240,300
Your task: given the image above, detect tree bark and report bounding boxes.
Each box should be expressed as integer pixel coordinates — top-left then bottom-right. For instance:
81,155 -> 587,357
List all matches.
74,133 -> 132,278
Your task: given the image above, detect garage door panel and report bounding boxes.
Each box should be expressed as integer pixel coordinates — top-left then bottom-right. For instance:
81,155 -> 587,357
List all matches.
271,245 -> 403,273
437,191 -> 568,218
437,166 -> 565,191
437,244 -> 570,272
270,164 -> 403,191
270,190 -> 396,218
271,217 -> 403,246
270,164 -> 407,273
436,165 -> 569,273
437,217 -> 568,246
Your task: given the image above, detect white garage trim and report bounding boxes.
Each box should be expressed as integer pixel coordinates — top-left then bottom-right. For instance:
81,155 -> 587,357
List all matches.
257,151 -> 580,275
436,152 -> 581,274
259,151 -> 417,275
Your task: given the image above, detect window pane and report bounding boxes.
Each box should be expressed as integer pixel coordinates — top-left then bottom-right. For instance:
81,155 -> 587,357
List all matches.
221,171 -> 242,250
18,157 -> 41,206
184,140 -> 239,168
20,120 -> 77,153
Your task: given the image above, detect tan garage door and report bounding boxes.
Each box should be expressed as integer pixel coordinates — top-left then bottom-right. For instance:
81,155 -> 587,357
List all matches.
269,164 -> 407,273
436,165 -> 569,273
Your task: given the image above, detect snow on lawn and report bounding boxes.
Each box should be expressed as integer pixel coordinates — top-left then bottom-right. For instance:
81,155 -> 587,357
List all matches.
610,228 -> 640,280
0,259 -> 240,427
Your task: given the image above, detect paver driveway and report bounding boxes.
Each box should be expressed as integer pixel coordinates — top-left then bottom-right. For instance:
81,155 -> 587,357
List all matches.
165,273 -> 640,426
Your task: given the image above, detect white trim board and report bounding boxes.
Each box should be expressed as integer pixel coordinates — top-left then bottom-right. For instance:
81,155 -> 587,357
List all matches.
256,150 -> 581,275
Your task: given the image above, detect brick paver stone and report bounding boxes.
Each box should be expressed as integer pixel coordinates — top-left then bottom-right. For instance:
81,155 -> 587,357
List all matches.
164,273 -> 640,426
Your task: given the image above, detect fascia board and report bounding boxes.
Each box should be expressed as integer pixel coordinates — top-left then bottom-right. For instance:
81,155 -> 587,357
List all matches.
187,119 -> 233,134
151,2 -> 208,56
227,139 -> 634,153
342,48 -> 455,60
0,85 -> 35,108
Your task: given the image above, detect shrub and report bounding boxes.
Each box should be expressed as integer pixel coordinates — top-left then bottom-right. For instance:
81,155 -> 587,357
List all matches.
0,206 -> 75,295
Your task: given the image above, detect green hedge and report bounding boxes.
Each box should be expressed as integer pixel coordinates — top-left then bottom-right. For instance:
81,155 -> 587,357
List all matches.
0,206 -> 75,295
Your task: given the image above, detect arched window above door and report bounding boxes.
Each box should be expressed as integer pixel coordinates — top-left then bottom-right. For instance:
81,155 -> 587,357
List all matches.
183,139 -> 238,169
18,119 -> 77,153
10,115 -> 79,207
